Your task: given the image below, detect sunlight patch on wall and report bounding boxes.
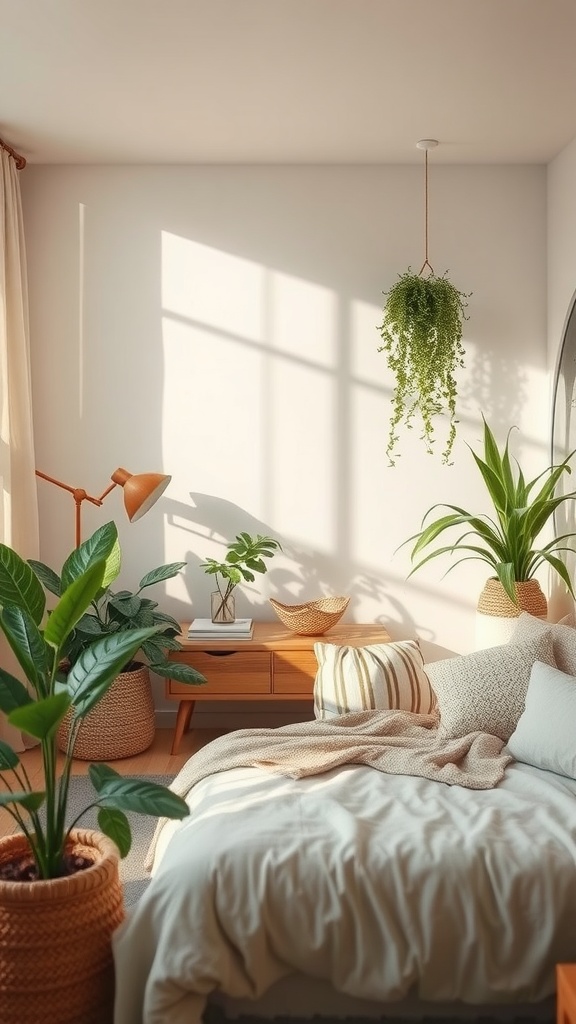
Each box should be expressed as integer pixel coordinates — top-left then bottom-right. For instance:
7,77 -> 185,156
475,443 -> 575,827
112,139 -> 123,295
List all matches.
270,272 -> 335,367
161,231 -> 339,556
349,297 -> 387,385
270,359 -> 336,552
161,316 -> 265,511
161,232 -> 265,342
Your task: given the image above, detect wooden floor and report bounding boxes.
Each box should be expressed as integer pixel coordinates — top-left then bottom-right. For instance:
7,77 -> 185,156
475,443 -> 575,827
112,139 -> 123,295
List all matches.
0,727 -> 225,836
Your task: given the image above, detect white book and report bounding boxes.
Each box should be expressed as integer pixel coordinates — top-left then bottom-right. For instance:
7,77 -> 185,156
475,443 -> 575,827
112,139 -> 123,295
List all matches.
188,617 -> 253,635
188,630 -> 254,641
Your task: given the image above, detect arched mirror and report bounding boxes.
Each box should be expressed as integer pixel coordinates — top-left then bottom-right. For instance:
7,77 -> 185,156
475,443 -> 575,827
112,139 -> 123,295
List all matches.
551,288 -> 576,617
552,289 -> 576,464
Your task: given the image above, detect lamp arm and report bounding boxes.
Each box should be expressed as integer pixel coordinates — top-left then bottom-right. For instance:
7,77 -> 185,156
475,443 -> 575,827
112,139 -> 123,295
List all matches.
35,469 -> 116,508
96,481 -> 118,503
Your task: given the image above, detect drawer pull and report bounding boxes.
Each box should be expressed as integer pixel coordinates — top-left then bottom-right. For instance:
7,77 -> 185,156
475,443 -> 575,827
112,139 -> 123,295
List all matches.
204,650 -> 237,658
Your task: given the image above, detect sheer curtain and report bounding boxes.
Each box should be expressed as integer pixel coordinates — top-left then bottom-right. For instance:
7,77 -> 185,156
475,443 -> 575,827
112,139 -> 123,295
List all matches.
0,144 -> 40,750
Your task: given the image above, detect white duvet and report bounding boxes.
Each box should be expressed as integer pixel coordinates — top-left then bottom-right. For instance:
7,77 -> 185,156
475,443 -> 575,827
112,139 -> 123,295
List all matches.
113,757 -> 576,1024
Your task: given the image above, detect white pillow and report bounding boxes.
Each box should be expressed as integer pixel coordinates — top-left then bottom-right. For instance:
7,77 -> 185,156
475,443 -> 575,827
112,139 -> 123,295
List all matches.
313,639 -> 436,720
425,631 -> 556,741
507,660 -> 576,780
511,611 -> 576,675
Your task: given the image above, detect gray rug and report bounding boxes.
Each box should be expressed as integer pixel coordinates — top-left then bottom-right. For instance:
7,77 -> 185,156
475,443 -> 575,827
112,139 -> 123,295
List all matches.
66,772 -> 175,907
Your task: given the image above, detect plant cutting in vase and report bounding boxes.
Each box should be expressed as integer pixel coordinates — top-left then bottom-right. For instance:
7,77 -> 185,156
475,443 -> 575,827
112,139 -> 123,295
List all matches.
200,532 -> 282,622
0,522 -> 195,880
378,268 -> 469,465
403,415 -> 576,608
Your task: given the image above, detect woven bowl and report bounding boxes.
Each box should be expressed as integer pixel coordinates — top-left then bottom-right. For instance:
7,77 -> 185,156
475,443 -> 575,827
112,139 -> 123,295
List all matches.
269,596 -> 350,636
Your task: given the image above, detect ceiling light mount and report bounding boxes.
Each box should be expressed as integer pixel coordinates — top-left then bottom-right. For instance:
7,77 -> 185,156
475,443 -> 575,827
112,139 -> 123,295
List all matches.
416,139 -> 439,150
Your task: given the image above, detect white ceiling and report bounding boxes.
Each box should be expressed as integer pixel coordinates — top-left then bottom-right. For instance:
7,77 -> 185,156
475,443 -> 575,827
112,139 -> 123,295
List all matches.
2,0 -> 576,166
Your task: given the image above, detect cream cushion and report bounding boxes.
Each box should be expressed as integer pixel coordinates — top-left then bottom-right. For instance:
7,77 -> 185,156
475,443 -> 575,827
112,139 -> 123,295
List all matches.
425,631 -> 556,742
313,639 -> 436,720
512,611 -> 576,675
507,660 -> 576,780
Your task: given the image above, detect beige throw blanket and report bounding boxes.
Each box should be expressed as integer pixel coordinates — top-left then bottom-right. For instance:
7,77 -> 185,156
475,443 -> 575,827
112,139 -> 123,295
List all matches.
146,710 -> 511,868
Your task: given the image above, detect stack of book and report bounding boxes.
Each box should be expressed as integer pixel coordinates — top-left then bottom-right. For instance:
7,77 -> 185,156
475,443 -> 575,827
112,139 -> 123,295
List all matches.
187,617 -> 254,640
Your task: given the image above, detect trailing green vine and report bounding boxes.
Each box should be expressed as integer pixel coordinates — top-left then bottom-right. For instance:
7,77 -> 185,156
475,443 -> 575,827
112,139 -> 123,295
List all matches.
378,269 -> 469,465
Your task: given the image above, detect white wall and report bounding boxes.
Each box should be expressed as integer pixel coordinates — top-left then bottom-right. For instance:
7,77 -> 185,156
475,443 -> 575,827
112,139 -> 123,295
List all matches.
21,164 -> 549,723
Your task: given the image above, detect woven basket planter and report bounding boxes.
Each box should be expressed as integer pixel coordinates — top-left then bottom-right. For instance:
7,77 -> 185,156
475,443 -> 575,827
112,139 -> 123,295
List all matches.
0,828 -> 124,1024
270,596 -> 350,635
58,663 -> 155,761
477,578 -> 548,619
475,578 -> 547,649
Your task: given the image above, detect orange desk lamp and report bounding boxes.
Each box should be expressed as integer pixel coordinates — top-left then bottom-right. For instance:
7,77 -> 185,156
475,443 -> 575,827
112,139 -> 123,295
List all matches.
35,467 -> 171,548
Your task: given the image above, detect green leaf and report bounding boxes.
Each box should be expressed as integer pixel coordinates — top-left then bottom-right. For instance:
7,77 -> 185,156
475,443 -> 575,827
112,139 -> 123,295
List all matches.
151,660 -> 207,684
61,521 -> 120,592
0,545 -> 45,624
0,789 -> 45,812
0,668 -> 33,715
89,764 -> 189,820
138,563 -> 186,589
495,563 -> 518,604
0,739 -> 20,770
97,806 -> 132,857
64,627 -> 160,716
27,560 -> 62,597
9,692 -> 71,740
0,606 -> 48,692
44,560 -> 107,651
109,594 -> 142,618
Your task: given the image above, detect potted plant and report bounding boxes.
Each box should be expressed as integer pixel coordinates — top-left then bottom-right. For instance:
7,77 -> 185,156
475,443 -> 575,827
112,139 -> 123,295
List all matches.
200,532 -> 282,623
378,269 -> 469,465
0,524 -> 194,1023
403,416 -> 576,633
30,522 -> 206,760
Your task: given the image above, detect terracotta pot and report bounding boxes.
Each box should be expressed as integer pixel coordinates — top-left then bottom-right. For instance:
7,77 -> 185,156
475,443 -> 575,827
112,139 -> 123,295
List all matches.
475,577 -> 548,649
0,829 -> 124,1024
58,663 -> 155,761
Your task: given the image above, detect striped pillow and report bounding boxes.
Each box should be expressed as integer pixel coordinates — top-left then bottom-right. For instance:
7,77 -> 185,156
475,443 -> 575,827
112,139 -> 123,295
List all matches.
313,639 -> 436,720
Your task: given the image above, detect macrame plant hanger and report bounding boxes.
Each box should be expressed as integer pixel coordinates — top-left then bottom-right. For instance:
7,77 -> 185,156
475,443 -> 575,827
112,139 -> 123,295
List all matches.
416,139 -> 438,278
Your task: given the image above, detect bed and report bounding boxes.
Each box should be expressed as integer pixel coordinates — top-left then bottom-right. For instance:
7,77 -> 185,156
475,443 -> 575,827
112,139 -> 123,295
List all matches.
112,622 -> 576,1024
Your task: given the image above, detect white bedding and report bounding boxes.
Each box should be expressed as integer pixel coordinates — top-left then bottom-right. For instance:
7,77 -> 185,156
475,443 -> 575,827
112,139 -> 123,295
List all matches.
113,753 -> 576,1024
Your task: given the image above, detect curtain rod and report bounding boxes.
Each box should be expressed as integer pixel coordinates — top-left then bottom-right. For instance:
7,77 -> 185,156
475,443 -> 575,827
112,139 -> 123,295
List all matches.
0,137 -> 26,169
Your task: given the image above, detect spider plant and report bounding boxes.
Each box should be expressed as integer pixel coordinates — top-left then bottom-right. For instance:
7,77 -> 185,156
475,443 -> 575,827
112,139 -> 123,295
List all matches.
404,416 -> 576,604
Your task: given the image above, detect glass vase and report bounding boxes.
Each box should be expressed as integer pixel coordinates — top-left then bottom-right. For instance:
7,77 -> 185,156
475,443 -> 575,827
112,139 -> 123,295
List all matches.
211,591 -> 235,624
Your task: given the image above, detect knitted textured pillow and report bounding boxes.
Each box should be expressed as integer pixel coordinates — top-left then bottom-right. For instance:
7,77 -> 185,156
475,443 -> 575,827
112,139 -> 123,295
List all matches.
511,611 -> 576,675
313,639 -> 436,720
425,631 -> 556,742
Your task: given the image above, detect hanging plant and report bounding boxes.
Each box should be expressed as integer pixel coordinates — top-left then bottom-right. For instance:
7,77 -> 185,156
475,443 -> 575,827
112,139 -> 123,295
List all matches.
378,268 -> 469,465
377,140 -> 470,466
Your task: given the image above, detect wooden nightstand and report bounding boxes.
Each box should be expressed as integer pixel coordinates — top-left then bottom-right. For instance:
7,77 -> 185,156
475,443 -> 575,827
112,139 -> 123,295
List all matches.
557,964 -> 576,1024
166,622 -> 391,753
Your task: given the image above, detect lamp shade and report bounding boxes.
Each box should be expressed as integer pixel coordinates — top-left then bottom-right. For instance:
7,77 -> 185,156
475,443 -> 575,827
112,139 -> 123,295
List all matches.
111,468 -> 171,523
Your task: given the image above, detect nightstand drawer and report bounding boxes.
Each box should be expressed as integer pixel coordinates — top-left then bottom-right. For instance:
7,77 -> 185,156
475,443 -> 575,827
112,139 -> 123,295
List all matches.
168,651 -> 272,696
272,650 -> 318,694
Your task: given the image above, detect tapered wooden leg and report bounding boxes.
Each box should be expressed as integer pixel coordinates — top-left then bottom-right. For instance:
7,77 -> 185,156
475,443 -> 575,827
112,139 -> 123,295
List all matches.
171,700 -> 195,754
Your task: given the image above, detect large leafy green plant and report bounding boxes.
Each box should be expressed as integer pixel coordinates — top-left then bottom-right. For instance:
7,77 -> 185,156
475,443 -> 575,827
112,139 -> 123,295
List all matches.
200,532 -> 282,620
378,270 -> 469,465
404,416 -> 576,604
0,523 -> 197,880
30,526 -> 205,687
